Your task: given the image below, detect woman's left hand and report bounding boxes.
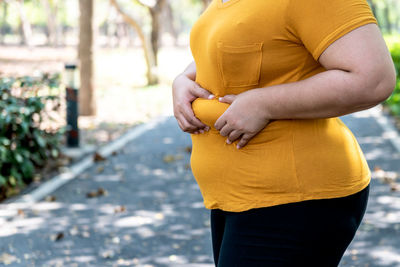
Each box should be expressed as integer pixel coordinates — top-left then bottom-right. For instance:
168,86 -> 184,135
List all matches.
214,89 -> 271,149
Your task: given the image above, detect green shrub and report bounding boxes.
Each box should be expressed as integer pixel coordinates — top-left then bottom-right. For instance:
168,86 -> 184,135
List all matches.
0,74 -> 64,200
385,44 -> 400,115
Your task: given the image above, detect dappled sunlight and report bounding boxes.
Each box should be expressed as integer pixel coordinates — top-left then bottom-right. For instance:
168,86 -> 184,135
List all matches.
114,216 -> 156,228
371,247 -> 400,266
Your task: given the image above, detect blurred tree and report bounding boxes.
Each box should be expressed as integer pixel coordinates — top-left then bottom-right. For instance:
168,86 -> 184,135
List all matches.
41,0 -> 62,46
79,0 -> 96,115
16,0 -> 32,46
163,1 -> 177,44
200,0 -> 211,10
0,1 -> 9,44
109,0 -> 158,85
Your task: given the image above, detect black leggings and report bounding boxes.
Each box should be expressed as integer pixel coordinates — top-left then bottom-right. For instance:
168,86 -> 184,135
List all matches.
211,185 -> 369,267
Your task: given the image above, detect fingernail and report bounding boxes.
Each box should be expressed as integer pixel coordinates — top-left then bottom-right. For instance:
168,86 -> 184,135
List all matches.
236,144 -> 241,149
194,131 -> 199,134
199,129 -> 204,134
219,97 -> 223,102
226,139 -> 232,144
205,126 -> 210,131
208,94 -> 215,100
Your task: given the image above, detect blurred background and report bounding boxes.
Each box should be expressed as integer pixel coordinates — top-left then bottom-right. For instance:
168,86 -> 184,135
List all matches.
0,0 -> 399,200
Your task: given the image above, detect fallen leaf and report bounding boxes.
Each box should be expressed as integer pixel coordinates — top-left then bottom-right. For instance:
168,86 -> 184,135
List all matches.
93,152 -> 106,162
114,205 -> 126,213
17,209 -> 25,217
50,232 -> 64,241
163,154 -> 184,163
86,187 -> 108,198
97,187 -> 107,196
163,155 -> 175,163
45,195 -> 57,202
86,191 -> 98,198
391,184 -> 399,192
374,166 -> 382,172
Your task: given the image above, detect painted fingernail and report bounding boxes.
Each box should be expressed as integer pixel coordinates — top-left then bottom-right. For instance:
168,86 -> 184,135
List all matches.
208,94 -> 215,100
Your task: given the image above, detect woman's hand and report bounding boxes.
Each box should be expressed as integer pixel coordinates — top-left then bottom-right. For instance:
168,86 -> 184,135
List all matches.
172,72 -> 214,134
214,89 -> 271,149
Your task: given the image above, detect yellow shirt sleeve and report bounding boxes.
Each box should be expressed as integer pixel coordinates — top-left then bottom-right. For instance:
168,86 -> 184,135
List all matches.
287,0 -> 378,60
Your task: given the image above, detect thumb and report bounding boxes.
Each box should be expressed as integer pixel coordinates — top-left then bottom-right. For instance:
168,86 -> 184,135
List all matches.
191,83 -> 214,99
218,94 -> 237,104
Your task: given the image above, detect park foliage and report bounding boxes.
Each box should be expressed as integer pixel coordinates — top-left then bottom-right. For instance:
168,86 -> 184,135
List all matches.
385,44 -> 400,115
0,74 -> 64,200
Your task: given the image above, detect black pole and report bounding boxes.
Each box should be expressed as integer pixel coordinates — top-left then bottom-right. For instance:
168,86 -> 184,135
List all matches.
65,64 -> 80,147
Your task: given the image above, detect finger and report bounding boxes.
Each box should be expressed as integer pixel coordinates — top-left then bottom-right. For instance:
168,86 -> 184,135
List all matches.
218,94 -> 237,104
177,114 -> 201,133
214,115 -> 226,131
219,124 -> 234,137
191,83 -> 214,99
237,133 -> 256,149
180,102 -> 209,130
227,130 -> 242,144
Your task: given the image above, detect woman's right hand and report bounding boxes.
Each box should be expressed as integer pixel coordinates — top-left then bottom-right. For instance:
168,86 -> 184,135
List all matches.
172,70 -> 214,134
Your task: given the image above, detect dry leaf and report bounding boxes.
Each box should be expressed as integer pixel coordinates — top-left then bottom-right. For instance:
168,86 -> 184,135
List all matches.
93,152 -> 106,162
163,154 -> 184,163
391,184 -> 399,192
114,205 -> 126,213
86,187 -> 108,198
45,195 -> 57,202
50,232 -> 64,241
163,155 -> 175,163
17,209 -> 25,217
374,166 -> 382,172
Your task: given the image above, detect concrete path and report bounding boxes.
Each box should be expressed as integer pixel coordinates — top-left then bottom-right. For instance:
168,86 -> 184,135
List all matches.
0,107 -> 399,267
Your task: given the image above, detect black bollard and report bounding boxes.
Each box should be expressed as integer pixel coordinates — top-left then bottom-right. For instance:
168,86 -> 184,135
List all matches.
64,64 -> 80,147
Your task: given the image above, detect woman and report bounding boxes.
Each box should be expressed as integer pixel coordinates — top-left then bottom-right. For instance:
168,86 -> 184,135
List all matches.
172,0 -> 396,266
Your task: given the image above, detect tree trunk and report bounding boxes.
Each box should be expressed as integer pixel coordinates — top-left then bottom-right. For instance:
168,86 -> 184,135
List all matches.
109,0 -> 158,85
42,0 -> 59,46
149,0 -> 165,66
201,0 -> 212,11
16,0 -> 32,46
78,0 -> 96,116
163,2 -> 178,45
0,2 -> 8,44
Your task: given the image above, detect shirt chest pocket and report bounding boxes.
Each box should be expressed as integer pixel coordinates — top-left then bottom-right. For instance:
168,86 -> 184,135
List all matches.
217,42 -> 263,88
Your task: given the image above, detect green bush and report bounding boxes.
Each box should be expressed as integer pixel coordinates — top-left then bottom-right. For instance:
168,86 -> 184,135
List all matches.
0,74 -> 64,200
385,44 -> 400,115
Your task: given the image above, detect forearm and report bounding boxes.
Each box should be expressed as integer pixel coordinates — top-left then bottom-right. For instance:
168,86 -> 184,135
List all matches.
255,69 -> 394,120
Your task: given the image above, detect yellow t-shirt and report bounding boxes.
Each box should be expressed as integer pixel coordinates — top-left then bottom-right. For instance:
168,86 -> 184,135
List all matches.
189,0 -> 376,212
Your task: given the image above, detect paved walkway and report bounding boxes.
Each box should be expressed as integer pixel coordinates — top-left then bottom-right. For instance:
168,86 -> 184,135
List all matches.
0,108 -> 400,267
